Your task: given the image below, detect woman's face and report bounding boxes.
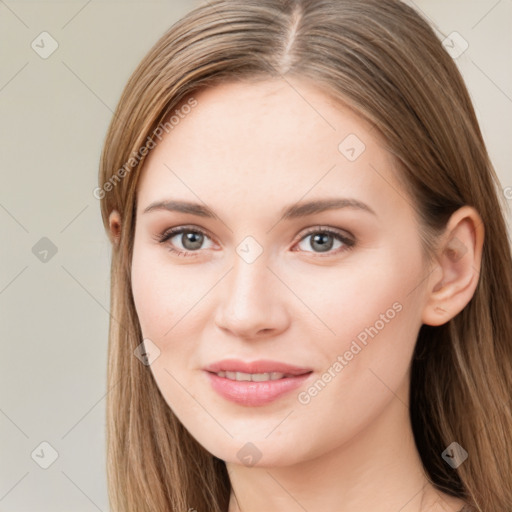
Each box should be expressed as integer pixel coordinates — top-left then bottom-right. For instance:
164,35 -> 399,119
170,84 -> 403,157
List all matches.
131,78 -> 431,466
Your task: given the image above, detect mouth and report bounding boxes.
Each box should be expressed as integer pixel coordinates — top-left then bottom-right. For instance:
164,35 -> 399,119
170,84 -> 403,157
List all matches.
211,370 -> 304,381
203,359 -> 313,406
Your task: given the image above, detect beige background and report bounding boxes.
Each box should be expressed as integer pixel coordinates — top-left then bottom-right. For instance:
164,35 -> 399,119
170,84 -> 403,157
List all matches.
1,1 -> 511,510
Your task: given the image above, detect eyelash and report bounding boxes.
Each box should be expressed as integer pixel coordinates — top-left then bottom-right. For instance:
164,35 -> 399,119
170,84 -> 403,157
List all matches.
156,225 -> 356,258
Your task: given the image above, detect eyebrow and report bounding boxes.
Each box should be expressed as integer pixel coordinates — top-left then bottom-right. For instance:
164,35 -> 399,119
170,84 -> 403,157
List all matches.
143,197 -> 376,219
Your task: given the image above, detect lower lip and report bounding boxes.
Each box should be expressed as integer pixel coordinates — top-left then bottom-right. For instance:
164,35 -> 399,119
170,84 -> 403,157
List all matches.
205,371 -> 312,406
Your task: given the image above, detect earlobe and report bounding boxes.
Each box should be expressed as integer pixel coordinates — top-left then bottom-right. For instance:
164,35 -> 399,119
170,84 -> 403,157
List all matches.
108,209 -> 122,246
422,206 -> 484,326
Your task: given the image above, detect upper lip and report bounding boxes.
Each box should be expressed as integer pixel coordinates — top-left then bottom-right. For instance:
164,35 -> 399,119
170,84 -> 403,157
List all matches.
203,359 -> 313,376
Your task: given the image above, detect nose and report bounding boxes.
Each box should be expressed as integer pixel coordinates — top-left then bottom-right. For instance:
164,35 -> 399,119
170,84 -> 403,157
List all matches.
213,252 -> 290,339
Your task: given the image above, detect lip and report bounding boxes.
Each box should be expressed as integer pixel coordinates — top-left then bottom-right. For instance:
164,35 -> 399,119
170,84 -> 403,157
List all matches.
203,359 -> 313,376
203,359 -> 313,407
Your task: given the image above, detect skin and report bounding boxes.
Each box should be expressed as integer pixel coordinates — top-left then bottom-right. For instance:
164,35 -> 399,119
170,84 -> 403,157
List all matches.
109,78 -> 483,511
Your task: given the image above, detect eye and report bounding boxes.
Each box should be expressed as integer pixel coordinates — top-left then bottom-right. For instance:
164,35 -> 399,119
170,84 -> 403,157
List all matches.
156,226 -> 214,257
294,227 -> 355,256
156,225 -> 355,258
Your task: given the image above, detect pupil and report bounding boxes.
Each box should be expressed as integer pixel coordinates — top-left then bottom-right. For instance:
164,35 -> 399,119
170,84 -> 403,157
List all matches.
183,231 -> 203,250
312,233 -> 333,252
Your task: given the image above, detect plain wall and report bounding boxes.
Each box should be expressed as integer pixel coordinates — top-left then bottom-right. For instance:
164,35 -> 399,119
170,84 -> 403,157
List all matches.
1,1 -> 510,510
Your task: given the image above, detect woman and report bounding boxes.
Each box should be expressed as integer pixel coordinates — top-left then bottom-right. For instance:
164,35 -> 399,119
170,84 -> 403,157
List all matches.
97,0 -> 512,510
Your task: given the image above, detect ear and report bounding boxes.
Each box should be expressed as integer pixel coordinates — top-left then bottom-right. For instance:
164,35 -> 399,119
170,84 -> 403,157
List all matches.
108,209 -> 122,246
421,206 -> 484,326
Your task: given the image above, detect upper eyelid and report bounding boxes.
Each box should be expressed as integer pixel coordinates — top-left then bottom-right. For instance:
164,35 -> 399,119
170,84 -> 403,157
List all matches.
160,225 -> 214,242
299,225 -> 353,240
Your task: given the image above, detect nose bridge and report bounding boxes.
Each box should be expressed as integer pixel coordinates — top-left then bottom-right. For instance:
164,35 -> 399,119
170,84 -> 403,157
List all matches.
226,246 -> 273,311
214,240 -> 288,336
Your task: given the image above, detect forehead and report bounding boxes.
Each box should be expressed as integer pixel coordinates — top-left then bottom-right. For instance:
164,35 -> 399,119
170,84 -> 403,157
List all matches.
136,78 -> 405,220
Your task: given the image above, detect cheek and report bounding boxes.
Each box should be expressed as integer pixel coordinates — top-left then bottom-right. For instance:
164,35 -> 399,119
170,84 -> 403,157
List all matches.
131,242 -> 202,420
130,240 -> 216,403
290,247 -> 425,414
287,243 -> 424,354
291,248 -> 425,433
292,301 -> 419,460
131,240 -> 205,339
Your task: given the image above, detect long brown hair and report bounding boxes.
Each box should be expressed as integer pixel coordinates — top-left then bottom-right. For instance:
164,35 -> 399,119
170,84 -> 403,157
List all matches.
97,0 -> 512,510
